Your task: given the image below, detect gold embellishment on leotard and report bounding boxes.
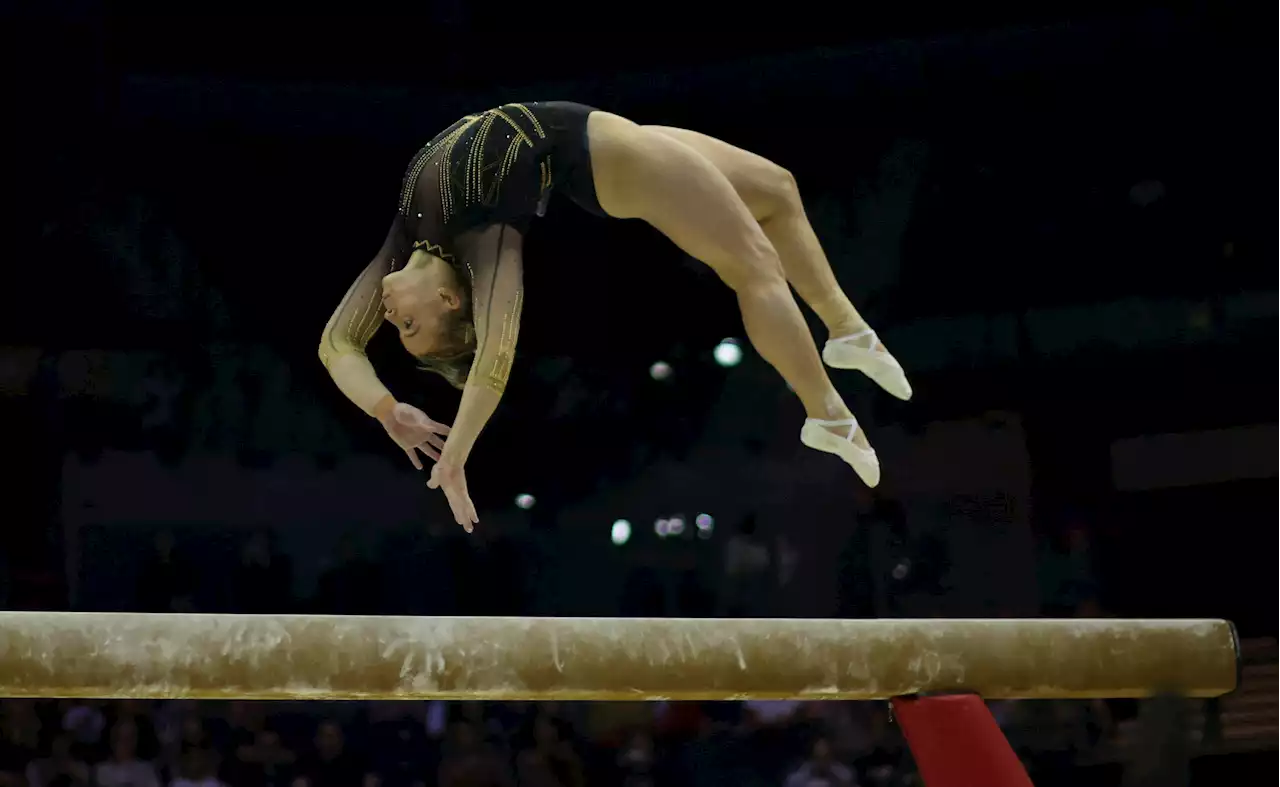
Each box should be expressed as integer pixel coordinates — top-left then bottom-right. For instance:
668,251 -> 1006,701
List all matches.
440,118 -> 482,222
399,114 -> 481,217
475,375 -> 506,395
400,105 -> 547,243
466,112 -> 494,207
482,108 -> 537,206
345,287 -> 382,350
509,103 -> 547,139
320,259 -> 389,369
477,287 -> 523,395
488,108 -> 535,145
411,239 -> 455,261
500,132 -> 525,186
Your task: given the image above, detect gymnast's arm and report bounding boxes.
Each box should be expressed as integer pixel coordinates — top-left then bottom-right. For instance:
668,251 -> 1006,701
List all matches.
317,238 -> 399,421
437,232 -> 524,467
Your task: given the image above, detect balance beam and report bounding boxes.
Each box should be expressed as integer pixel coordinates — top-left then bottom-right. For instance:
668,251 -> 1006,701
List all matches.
0,613 -> 1238,701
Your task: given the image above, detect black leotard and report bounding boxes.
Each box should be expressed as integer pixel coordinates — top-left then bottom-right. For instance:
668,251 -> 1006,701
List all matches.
386,100 -> 604,267
319,101 -> 605,395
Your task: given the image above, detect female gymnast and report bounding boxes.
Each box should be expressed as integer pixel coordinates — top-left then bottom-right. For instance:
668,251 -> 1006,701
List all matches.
318,102 -> 912,530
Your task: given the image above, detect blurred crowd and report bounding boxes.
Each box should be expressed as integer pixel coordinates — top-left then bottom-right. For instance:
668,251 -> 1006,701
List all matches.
5,503 -> 1258,787
1,693 -> 1140,787
0,696 -> 903,787
1,514 -> 1154,787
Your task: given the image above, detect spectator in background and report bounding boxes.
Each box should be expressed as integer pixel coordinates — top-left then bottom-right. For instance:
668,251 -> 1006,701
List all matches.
225,702 -> 267,755
104,701 -> 160,762
169,748 -> 222,787
455,702 -> 510,753
136,530 -> 196,613
231,531 -> 293,614
852,706 -> 907,787
801,703 -> 875,767
25,733 -> 91,787
677,702 -> 751,787
743,701 -> 807,785
366,703 -> 432,787
295,720 -> 372,787
1123,694 -> 1190,787
784,736 -> 856,787
95,720 -> 161,787
615,729 -> 660,787
167,714 -> 220,787
438,721 -> 511,787
0,752 -> 21,786
60,700 -> 106,754
224,723 -> 296,787
1,701 -> 44,785
515,714 -> 584,787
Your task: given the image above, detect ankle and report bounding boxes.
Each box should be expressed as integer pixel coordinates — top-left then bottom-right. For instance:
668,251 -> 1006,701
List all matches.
827,316 -> 868,340
807,391 -> 852,422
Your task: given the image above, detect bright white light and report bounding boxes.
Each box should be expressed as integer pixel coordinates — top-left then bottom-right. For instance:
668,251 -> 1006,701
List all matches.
713,339 -> 743,367
515,493 -> 535,510
654,518 -> 670,537
611,519 -> 632,545
695,513 -> 714,531
649,361 -> 672,380
892,560 -> 911,580
668,516 -> 686,536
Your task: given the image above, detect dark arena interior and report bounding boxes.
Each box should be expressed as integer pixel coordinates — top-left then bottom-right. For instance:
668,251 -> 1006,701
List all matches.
0,3 -> 1273,786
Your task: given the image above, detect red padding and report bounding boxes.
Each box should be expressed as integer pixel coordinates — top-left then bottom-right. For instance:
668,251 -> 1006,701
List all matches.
892,694 -> 1035,787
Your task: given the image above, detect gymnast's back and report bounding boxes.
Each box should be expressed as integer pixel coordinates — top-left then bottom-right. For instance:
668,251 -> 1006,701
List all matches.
392,101 -> 601,264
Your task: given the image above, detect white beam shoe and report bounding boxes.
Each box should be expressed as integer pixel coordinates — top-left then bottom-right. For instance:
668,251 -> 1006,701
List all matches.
822,328 -> 913,401
800,417 -> 881,488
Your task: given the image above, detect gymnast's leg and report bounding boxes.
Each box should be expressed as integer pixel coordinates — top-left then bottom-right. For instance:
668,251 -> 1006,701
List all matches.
586,111 -> 879,486
645,125 -> 912,401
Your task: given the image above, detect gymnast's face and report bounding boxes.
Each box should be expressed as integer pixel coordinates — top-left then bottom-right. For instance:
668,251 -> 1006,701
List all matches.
381,251 -> 463,357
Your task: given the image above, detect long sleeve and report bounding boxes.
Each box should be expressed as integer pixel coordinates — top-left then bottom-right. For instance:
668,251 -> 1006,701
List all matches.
467,225 -> 525,396
438,224 -> 524,465
318,218 -> 409,416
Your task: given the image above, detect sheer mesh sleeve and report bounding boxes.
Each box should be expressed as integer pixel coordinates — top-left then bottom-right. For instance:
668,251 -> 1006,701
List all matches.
464,224 -> 525,395
318,217 -> 411,415
399,114 -> 476,263
399,109 -> 548,262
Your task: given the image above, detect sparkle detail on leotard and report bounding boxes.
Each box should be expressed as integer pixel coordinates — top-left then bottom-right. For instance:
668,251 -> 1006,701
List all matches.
397,103 -> 550,258
476,286 -> 523,395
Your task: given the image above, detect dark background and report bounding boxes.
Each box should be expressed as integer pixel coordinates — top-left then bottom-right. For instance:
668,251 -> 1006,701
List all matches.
0,2 -> 1274,786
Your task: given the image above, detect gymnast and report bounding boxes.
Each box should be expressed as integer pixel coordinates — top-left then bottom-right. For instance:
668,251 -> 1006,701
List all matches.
319,102 -> 912,530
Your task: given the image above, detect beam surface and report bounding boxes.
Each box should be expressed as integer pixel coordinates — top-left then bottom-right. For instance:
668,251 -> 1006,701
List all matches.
0,613 -> 1238,700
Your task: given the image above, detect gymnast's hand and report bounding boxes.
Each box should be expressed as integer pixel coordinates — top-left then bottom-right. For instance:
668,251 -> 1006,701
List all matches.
428,460 -> 478,532
376,400 -> 450,470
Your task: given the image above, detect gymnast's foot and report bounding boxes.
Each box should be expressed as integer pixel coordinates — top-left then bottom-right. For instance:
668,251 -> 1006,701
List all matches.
822,327 -> 913,401
800,415 -> 880,488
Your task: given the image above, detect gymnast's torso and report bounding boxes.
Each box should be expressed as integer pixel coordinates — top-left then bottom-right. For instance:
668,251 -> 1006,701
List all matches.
387,101 -> 604,267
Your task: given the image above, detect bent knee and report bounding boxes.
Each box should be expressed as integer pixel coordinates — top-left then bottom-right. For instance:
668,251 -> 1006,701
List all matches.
748,163 -> 801,222
732,271 -> 794,309
716,238 -> 788,293
761,163 -> 799,202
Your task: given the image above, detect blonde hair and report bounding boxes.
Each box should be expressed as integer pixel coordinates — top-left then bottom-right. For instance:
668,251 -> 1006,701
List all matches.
416,260 -> 476,389
417,327 -> 475,389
